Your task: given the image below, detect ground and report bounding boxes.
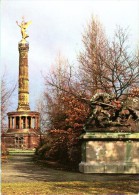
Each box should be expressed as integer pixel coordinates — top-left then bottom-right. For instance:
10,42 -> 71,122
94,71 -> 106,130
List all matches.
2,152 -> 139,195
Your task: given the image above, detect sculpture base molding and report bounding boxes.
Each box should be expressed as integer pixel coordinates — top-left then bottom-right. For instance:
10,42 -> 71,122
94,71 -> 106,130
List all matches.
79,132 -> 139,174
79,162 -> 139,174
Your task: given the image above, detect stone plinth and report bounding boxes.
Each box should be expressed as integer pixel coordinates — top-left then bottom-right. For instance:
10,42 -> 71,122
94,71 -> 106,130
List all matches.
2,132 -> 40,149
79,132 -> 139,174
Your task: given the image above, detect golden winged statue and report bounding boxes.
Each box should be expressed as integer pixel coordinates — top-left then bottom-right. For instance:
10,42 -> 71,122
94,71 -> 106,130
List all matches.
16,17 -> 32,41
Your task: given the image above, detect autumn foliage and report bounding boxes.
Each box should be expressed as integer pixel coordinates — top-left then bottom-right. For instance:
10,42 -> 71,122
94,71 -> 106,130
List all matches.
36,94 -> 90,168
62,95 -> 90,130
130,87 -> 139,97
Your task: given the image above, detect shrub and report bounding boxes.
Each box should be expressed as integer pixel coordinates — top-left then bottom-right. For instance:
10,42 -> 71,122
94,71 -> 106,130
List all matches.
36,129 -> 82,170
1,142 -> 8,156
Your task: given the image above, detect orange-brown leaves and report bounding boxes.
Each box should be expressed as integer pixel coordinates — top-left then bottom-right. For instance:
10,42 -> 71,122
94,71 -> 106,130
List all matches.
61,95 -> 90,130
130,88 -> 139,97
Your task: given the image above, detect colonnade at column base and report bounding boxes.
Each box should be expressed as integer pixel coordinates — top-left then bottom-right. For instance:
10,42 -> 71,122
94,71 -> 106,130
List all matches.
7,111 -> 40,132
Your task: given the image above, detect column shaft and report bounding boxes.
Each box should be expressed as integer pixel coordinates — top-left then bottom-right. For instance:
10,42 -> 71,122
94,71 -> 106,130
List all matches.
25,116 -> 28,128
8,117 -> 10,128
10,117 -> 12,129
17,42 -> 30,111
14,117 -> 16,129
19,117 -> 21,129
35,117 -> 38,129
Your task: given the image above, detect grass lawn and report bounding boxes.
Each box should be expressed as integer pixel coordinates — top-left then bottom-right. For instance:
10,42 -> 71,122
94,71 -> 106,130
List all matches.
8,148 -> 35,154
2,180 -> 139,195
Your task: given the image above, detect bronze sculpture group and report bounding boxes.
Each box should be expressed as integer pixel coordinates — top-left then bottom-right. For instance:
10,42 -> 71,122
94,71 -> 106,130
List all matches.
84,93 -> 139,132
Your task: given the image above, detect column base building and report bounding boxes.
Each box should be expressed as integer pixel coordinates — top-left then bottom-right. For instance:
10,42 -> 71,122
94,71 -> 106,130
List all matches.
4,111 -> 40,149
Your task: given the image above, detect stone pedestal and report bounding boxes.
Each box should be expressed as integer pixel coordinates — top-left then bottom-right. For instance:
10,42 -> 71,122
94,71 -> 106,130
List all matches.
79,132 -> 139,174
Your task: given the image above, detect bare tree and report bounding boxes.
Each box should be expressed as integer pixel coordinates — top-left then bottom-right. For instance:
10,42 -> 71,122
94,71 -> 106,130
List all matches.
41,53 -> 90,130
78,17 -> 108,95
35,96 -> 47,132
79,17 -> 139,99
97,27 -> 139,99
42,54 -> 74,129
1,72 -> 16,132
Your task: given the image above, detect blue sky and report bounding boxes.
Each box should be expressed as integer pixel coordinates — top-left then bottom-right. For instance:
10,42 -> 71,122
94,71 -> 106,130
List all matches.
1,0 -> 139,110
